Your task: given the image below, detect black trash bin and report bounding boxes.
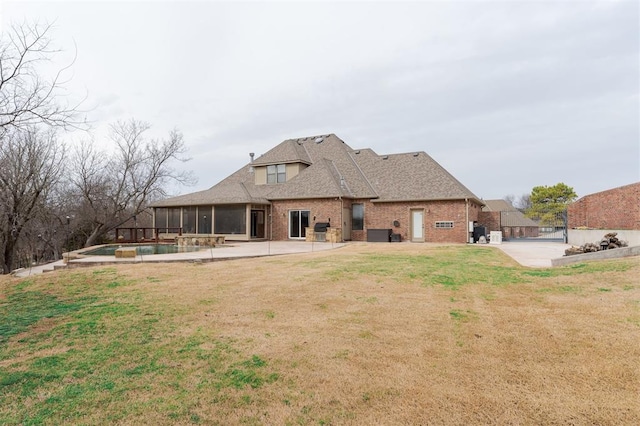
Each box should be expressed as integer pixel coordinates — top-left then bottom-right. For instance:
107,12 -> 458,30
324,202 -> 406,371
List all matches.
367,229 -> 392,242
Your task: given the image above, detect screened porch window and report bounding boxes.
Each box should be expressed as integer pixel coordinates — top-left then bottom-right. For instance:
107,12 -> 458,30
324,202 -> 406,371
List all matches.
214,205 -> 246,234
155,208 -> 168,229
182,207 -> 196,233
197,206 -> 211,234
168,208 -> 181,229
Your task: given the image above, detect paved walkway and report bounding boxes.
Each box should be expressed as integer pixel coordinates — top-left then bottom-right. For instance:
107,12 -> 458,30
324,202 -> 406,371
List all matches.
491,241 -> 571,268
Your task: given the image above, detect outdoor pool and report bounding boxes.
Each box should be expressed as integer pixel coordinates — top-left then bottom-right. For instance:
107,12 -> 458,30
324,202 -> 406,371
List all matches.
81,244 -> 203,256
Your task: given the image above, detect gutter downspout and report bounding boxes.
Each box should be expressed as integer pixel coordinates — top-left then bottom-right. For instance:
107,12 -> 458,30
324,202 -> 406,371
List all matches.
465,198 -> 470,244
339,196 -> 344,242
269,204 -> 273,241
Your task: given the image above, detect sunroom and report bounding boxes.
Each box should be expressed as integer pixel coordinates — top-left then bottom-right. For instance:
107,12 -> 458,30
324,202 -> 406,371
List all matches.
153,203 -> 270,241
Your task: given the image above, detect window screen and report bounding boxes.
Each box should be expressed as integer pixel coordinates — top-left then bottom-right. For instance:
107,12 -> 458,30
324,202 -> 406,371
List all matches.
214,205 -> 246,234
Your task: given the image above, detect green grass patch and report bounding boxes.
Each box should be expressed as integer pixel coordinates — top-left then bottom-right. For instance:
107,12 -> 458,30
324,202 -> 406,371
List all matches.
319,247 -> 636,291
536,286 -> 581,294
218,355 -> 278,390
449,309 -> 476,322
1,247 -> 637,424
0,291 -> 91,344
0,275 -> 279,425
321,247 -> 528,289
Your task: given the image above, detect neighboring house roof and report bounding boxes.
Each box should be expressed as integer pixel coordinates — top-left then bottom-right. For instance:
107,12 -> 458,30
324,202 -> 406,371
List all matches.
152,133 -> 482,207
482,199 -> 539,227
482,199 -> 519,212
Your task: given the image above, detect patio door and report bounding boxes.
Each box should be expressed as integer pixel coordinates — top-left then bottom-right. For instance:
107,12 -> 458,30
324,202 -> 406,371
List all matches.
251,210 -> 265,239
289,210 -> 310,239
411,209 -> 424,242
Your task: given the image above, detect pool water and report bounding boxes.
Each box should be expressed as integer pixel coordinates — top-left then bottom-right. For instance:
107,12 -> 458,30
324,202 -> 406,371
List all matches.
81,244 -> 203,256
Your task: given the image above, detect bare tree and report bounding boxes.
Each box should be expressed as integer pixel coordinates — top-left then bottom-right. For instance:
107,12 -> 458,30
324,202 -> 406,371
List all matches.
0,127 -> 65,273
71,119 -> 195,247
0,21 -> 85,132
503,193 -> 532,211
503,194 -> 517,208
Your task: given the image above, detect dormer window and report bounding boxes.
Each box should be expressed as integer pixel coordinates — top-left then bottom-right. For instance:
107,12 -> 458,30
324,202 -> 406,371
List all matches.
267,164 -> 286,184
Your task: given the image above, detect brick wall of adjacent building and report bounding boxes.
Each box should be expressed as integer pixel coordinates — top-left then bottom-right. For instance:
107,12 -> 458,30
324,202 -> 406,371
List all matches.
478,211 -> 500,233
477,211 -> 540,238
567,182 -> 640,230
271,198 -> 481,243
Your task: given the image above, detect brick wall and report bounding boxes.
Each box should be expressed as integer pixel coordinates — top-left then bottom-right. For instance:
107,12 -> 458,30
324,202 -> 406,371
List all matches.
478,211 -> 500,233
271,198 -> 481,243
363,200 -> 478,243
270,198 -> 343,240
567,182 -> 640,230
478,212 -> 540,238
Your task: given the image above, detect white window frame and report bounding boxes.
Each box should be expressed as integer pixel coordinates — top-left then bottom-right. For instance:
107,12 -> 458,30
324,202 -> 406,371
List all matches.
435,221 -> 454,229
267,164 -> 286,184
289,210 -> 310,239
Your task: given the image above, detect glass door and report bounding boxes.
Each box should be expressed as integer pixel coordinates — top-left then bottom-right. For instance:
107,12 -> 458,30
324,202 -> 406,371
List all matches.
289,210 -> 310,239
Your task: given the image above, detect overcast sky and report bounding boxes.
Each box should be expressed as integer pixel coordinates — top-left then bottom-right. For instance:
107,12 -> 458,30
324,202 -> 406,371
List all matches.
2,1 -> 638,201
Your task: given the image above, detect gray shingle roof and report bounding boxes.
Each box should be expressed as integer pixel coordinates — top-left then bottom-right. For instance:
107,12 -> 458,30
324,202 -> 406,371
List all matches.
351,150 -> 479,202
152,133 -> 482,207
482,199 -> 518,212
250,137 -> 312,166
482,199 -> 539,227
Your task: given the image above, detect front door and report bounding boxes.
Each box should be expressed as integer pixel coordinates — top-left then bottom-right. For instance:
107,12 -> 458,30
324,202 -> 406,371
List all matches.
411,209 -> 424,242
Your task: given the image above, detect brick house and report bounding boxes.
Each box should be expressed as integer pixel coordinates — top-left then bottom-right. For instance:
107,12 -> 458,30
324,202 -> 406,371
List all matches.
478,199 -> 540,239
151,134 -> 483,243
568,182 -> 640,230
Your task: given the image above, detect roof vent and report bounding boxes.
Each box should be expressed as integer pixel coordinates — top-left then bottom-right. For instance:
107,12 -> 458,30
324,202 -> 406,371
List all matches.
354,150 -> 360,154
413,152 -> 419,157
315,137 -> 324,143
382,155 -> 389,160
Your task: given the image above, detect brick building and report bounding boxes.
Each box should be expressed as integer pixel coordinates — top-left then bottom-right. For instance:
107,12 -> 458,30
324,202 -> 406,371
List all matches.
568,182 -> 640,230
478,199 -> 540,239
152,134 -> 483,243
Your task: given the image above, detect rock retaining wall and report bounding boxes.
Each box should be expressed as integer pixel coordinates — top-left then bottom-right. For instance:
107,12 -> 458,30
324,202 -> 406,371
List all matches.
176,235 -> 225,247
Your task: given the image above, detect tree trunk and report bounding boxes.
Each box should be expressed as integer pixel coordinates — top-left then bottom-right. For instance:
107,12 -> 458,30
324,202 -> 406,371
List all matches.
2,240 -> 15,274
84,225 -> 104,248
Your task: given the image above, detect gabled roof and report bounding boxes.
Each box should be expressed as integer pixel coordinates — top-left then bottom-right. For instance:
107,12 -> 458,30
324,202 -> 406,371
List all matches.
251,138 -> 312,166
482,199 -> 519,212
152,133 -> 482,207
262,134 -> 378,200
152,166 -> 271,207
482,199 -> 539,227
351,150 -> 480,202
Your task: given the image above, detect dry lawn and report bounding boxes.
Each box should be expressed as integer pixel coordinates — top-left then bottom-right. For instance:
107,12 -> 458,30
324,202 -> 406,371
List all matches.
1,243 -> 639,425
